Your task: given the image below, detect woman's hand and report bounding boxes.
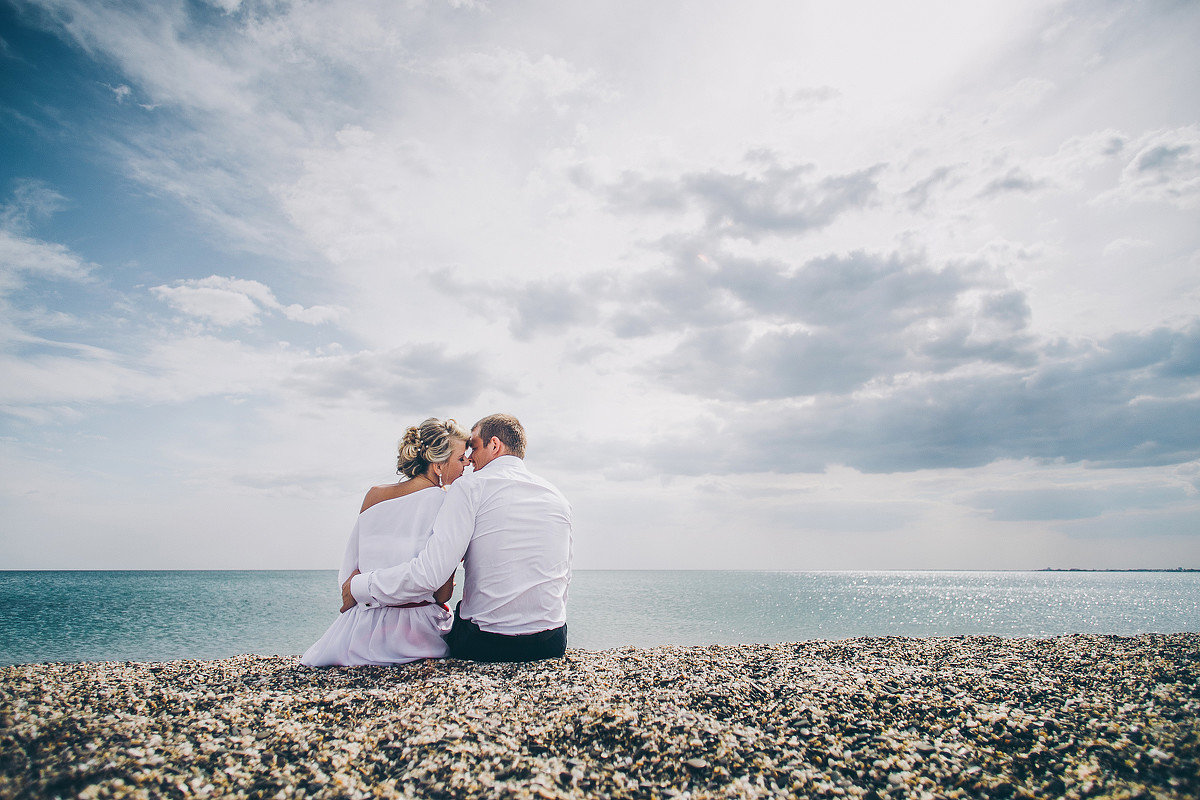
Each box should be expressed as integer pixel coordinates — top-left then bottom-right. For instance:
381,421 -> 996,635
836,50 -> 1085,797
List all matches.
340,569 -> 361,613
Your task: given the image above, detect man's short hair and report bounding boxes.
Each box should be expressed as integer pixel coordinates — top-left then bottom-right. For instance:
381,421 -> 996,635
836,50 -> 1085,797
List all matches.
474,413 -> 527,458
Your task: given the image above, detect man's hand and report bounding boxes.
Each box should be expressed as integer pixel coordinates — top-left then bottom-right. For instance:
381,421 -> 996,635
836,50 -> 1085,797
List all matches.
340,569 -> 361,613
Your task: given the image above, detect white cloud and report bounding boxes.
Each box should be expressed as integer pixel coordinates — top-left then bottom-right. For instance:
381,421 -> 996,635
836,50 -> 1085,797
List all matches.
433,48 -> 613,114
971,483 -> 1191,522
152,281 -> 263,326
773,85 -> 841,113
977,166 -> 1052,198
1,179 -> 68,225
103,82 -> 132,103
0,350 -> 151,406
1101,237 -> 1151,257
603,154 -> 884,240
991,77 -> 1056,115
0,181 -> 93,296
1110,126 -> 1200,208
282,304 -> 340,325
0,230 -> 94,293
1052,129 -> 1128,175
151,275 -> 341,327
201,0 -> 243,12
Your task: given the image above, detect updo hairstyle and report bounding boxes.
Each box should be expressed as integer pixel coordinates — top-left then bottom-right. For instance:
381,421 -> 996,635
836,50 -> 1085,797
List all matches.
397,418 -> 469,479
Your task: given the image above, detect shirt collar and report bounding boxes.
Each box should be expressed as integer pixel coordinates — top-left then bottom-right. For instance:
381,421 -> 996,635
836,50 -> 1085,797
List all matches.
479,454 -> 523,472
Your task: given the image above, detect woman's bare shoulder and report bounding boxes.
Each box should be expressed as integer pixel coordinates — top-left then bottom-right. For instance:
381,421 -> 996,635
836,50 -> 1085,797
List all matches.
360,483 -> 399,513
360,480 -> 431,513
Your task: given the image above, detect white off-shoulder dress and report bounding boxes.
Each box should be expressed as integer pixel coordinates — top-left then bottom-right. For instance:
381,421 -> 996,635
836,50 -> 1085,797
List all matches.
301,487 -> 453,666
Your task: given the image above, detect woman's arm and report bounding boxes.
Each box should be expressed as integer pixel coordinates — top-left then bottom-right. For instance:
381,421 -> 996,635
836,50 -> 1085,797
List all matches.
337,513 -> 363,613
341,568 -> 361,612
335,519 -> 361,586
433,573 -> 455,605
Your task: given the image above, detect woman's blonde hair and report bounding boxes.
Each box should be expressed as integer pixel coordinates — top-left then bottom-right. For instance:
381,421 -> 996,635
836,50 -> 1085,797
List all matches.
397,418 -> 469,479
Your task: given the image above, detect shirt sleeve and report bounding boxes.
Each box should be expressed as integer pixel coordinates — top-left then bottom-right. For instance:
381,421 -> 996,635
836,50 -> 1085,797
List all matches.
353,479 -> 478,605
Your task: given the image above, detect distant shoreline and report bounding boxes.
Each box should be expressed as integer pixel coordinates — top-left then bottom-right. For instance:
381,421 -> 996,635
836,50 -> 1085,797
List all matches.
1040,567 -> 1200,572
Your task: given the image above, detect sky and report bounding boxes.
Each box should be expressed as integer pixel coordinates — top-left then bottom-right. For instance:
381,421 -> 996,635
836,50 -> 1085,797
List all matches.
1,0 -> 1198,571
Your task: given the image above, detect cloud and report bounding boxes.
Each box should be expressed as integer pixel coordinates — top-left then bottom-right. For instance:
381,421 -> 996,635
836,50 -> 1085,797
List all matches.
434,241 -> 1042,400
1,329 -> 487,420
0,181 -> 94,298
276,125 -> 436,268
0,349 -> 154,406
1109,126 -> 1200,208
12,0 -> 362,259
1057,507 -> 1200,540
0,230 -> 95,294
430,269 -> 612,341
614,248 -> 1034,398
281,345 -> 486,411
152,280 -> 262,326
0,332 -> 290,412
1052,129 -> 1128,175
103,82 -> 132,103
509,279 -> 602,339
773,85 -> 841,115
281,303 -> 340,325
1,179 -> 68,227
746,498 -> 923,534
1102,237 -> 1151,257
970,484 -> 1192,522
642,321 -> 1200,476
201,0 -> 244,12
977,166 -> 1051,198
903,165 -> 960,211
433,48 -> 613,115
991,77 -> 1056,115
151,275 -> 341,327
604,154 -> 883,240
659,323 -> 903,399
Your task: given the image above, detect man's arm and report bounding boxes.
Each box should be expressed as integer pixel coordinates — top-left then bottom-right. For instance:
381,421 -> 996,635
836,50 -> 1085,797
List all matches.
347,479 -> 477,607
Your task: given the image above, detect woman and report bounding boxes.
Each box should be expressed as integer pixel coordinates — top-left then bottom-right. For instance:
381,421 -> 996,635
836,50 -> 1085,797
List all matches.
301,417 -> 470,666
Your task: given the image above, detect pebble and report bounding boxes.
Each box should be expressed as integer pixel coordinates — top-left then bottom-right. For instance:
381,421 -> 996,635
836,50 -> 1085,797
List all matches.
2,634 -> 1198,799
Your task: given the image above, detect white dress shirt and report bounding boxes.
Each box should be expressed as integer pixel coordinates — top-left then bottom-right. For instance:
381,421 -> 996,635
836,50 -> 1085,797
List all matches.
350,455 -> 572,635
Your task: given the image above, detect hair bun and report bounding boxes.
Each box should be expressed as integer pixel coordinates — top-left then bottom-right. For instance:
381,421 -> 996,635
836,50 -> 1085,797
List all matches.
396,417 -> 469,480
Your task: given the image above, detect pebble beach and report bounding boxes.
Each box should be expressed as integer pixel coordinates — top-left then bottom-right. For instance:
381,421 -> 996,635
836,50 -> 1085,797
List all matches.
2,634 -> 1197,799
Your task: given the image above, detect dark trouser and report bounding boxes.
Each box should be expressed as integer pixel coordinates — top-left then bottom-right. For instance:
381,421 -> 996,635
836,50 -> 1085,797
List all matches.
443,604 -> 566,662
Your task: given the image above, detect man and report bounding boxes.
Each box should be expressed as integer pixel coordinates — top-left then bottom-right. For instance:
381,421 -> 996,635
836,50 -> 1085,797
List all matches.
343,413 -> 572,662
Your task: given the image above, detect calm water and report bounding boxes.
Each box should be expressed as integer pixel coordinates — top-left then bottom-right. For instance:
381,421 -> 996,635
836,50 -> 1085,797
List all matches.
1,570 -> 1197,665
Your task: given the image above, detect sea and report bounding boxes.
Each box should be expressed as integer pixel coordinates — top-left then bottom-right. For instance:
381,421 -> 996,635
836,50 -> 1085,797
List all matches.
1,570 -> 1197,666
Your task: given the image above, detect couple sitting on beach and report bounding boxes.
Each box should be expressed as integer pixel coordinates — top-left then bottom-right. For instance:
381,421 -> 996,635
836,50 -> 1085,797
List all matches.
301,414 -> 572,666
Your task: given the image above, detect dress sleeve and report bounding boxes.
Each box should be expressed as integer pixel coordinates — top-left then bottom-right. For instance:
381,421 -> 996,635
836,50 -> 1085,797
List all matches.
335,517 -> 361,586
352,480 -> 477,605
